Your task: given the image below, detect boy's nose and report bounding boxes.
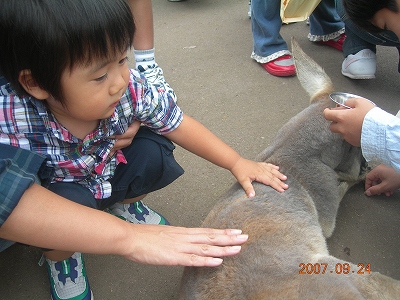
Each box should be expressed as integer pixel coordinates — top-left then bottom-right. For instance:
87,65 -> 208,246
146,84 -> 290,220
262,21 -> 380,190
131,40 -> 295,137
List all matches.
110,74 -> 127,95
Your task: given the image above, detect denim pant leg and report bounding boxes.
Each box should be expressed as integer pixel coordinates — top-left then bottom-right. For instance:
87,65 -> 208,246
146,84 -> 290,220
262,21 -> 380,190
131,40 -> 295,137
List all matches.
48,182 -> 99,208
251,0 -> 290,62
336,0 -> 400,61
309,0 -> 344,39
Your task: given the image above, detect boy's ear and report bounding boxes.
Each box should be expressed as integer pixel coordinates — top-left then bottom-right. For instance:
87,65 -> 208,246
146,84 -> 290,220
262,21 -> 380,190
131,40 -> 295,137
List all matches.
18,70 -> 50,100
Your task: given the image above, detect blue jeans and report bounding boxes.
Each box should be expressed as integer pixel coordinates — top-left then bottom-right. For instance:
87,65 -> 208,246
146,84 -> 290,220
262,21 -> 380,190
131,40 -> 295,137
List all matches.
336,0 -> 400,70
251,0 -> 344,62
309,0 -> 344,38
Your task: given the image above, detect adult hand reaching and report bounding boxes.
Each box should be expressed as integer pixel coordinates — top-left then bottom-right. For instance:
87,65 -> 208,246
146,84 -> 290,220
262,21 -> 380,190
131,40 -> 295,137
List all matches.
124,225 -> 248,266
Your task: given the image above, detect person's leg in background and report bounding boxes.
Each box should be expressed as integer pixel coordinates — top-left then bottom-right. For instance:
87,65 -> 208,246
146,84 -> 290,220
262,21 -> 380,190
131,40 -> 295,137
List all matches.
250,0 -> 296,77
308,0 -> 346,50
128,0 -> 177,100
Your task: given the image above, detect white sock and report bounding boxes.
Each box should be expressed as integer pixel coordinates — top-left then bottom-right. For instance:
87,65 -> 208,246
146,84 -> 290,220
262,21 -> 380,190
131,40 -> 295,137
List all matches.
134,48 -> 156,69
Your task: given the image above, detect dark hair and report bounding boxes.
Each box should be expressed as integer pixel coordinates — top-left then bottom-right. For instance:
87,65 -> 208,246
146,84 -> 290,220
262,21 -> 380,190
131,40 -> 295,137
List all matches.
343,0 -> 399,33
0,0 -> 135,102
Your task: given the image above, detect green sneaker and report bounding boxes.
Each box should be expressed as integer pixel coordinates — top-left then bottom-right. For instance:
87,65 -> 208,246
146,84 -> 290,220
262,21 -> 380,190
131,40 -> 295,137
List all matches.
45,252 -> 93,300
106,201 -> 169,225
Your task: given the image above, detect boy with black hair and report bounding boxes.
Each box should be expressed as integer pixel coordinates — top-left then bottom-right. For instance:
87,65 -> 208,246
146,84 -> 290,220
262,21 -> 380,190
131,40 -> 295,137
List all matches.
0,0 -> 287,299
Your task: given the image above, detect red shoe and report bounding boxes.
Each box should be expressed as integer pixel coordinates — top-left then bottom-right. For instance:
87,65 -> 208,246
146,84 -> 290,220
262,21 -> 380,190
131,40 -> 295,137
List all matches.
318,33 -> 346,51
261,55 -> 296,77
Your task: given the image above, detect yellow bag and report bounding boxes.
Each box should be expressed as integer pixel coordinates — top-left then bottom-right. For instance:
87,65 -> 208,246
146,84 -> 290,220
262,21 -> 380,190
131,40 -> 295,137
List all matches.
280,0 -> 322,24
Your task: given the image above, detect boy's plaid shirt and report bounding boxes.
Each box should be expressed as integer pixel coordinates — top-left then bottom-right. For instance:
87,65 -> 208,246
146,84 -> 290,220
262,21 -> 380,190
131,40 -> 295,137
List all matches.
0,69 -> 182,199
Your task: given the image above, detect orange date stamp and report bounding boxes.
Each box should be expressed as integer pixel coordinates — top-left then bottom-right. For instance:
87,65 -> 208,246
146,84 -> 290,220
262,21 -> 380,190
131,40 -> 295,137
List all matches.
299,263 -> 371,275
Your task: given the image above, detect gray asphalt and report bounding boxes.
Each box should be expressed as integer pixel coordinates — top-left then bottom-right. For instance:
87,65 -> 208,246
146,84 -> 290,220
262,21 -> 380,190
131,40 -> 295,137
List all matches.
1,0 -> 400,299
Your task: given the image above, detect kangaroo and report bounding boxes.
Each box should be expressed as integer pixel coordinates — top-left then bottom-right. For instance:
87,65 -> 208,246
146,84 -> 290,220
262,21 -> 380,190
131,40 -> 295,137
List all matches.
178,38 -> 400,300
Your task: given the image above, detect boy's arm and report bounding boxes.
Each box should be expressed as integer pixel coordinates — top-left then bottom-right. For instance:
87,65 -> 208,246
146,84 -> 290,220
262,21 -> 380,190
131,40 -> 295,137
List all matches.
165,114 -> 288,197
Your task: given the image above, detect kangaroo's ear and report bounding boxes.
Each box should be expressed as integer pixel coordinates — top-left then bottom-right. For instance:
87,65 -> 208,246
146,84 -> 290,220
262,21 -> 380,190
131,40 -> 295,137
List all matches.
18,70 -> 50,100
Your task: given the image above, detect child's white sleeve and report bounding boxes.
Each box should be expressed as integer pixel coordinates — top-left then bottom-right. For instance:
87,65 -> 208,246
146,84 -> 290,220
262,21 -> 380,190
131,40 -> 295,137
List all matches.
361,107 -> 400,173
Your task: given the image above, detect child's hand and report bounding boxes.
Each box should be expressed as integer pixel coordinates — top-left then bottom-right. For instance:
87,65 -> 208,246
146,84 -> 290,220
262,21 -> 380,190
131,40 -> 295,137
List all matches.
230,157 -> 288,197
323,97 -> 375,147
365,164 -> 400,197
109,121 -> 141,156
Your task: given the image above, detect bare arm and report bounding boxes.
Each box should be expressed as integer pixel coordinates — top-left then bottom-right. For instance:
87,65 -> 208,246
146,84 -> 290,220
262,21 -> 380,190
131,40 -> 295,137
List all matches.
0,183 -> 248,266
165,114 -> 288,197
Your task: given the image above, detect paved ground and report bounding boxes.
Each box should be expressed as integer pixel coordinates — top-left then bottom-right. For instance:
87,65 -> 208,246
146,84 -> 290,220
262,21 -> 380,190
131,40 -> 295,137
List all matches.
1,0 -> 400,299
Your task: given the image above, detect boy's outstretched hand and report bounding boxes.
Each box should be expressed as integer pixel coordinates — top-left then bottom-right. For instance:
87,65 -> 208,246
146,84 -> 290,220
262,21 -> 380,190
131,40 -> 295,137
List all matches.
166,114 -> 288,198
230,157 -> 288,197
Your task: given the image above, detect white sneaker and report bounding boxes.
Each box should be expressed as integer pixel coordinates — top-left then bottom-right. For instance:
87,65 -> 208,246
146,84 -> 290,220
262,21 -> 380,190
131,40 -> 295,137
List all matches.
341,49 -> 376,79
137,63 -> 177,103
